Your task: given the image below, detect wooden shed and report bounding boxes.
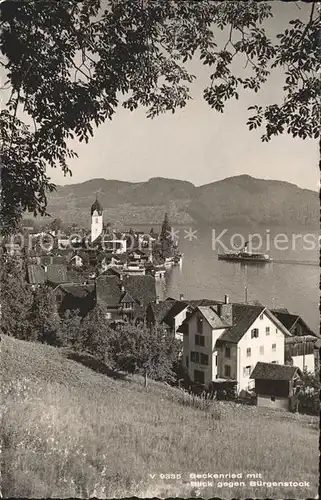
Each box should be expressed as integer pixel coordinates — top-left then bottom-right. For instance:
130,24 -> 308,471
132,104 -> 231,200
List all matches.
250,362 -> 302,411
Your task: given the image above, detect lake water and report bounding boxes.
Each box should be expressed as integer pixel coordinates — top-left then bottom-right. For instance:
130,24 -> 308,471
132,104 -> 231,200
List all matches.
148,225 -> 319,333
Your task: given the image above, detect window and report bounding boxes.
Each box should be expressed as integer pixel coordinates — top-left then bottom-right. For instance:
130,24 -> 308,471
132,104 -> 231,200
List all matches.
259,345 -> 264,355
215,354 -> 218,366
197,316 -> 203,334
251,328 -> 259,338
224,365 -> 231,377
95,217 -> 98,223
186,356 -> 189,367
200,353 -> 209,365
272,343 -> 276,352
246,347 -> 251,357
271,396 -> 275,402
190,351 -> 200,363
265,326 -> 270,335
195,334 -> 205,347
56,294 -> 62,304
260,314 -> 264,320
243,365 -> 252,377
225,347 -> 231,358
271,361 -> 277,364
275,328 -> 278,333
194,370 -> 205,384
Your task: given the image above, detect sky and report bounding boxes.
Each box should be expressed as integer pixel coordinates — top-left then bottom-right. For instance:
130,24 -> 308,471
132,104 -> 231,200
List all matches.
2,2 -> 319,191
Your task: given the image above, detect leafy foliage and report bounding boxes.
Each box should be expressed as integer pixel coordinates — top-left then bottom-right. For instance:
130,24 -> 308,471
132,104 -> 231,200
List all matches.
76,304 -> 112,361
0,1 -> 319,231
27,284 -> 61,345
107,322 -> 181,386
0,253 -> 33,339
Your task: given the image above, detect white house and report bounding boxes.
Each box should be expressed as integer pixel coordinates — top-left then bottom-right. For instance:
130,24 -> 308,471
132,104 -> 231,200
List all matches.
180,295 -> 292,392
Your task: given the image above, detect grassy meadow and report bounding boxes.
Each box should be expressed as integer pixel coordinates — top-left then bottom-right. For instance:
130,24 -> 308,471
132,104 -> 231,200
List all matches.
0,334 -> 318,498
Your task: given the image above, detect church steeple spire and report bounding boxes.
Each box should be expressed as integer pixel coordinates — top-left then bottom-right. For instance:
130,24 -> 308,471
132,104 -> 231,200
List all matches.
91,195 -> 103,216
91,195 -> 103,242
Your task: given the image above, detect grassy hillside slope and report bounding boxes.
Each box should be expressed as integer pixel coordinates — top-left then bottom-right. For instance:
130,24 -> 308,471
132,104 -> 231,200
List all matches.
1,335 -> 318,498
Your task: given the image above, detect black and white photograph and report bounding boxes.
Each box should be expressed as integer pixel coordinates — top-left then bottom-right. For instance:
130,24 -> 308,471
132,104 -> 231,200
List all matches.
0,1 -> 319,498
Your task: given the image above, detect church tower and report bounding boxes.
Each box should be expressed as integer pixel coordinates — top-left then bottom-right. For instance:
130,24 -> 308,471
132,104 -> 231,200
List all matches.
91,196 -> 103,243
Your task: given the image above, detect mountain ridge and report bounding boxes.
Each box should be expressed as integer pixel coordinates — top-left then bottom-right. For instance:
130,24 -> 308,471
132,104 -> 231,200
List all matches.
32,175 -> 318,228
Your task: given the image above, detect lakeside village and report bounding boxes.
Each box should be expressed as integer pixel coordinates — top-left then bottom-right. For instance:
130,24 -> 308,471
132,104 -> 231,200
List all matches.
2,197 -> 320,414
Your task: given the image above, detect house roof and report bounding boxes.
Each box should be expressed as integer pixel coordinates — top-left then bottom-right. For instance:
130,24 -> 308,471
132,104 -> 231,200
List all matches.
124,275 -> 156,306
187,298 -> 223,308
149,301 -> 176,324
163,301 -> 189,326
120,291 -> 136,304
58,283 -> 94,298
218,304 -> 264,343
46,264 -> 68,284
271,311 -> 299,331
26,264 -> 46,284
198,306 -> 231,330
96,275 -> 121,307
96,274 -> 156,308
91,198 -> 103,215
272,310 -> 317,338
250,362 -> 302,381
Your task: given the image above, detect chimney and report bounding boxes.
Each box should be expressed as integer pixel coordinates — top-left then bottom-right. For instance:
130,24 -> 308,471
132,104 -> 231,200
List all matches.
179,293 -> 184,301
156,295 -> 159,304
218,295 -> 233,326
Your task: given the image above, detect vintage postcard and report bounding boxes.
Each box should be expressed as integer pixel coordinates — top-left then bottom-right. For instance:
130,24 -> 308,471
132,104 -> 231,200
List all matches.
0,1 -> 319,498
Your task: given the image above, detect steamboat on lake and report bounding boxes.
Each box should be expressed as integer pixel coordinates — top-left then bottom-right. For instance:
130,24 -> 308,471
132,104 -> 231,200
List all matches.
218,243 -> 272,264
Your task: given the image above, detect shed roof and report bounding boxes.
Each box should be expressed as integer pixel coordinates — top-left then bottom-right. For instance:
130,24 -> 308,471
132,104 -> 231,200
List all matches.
250,362 -> 301,381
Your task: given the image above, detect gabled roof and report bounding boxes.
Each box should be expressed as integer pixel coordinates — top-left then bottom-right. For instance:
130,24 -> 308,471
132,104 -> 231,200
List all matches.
250,362 -> 302,381
149,301 -> 176,323
96,274 -> 156,308
218,304 -> 264,343
272,310 -> 317,338
163,301 -> 189,324
271,311 -> 299,331
120,291 -> 136,304
197,306 -> 231,330
26,264 -> 46,285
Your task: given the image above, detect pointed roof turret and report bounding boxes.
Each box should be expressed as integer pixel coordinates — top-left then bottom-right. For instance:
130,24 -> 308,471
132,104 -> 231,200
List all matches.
91,195 -> 103,216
